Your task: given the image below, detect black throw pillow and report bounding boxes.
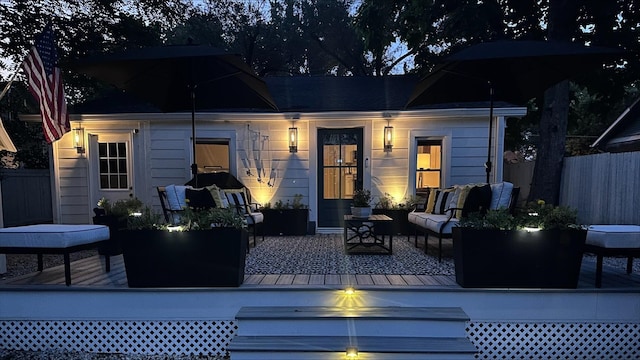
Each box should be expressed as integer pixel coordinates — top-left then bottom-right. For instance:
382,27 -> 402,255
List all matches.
185,188 -> 216,209
462,184 -> 492,217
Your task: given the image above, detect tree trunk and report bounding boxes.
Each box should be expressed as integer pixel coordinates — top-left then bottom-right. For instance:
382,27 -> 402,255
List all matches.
528,0 -> 577,205
529,80 -> 569,204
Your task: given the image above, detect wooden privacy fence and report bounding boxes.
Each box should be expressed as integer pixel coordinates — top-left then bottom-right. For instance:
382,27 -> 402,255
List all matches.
0,169 -> 53,227
560,152 -> 640,225
505,152 -> 640,225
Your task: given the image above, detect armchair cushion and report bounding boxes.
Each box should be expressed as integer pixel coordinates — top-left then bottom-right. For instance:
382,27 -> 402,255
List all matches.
490,182 -> 515,210
185,188 -> 216,209
165,184 -> 189,211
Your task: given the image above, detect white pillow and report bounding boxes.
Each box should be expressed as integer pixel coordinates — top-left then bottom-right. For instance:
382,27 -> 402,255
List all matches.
490,182 -> 514,210
165,184 -> 189,211
447,186 -> 462,211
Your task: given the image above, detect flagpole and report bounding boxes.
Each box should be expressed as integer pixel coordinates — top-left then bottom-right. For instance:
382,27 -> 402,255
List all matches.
0,67 -> 20,102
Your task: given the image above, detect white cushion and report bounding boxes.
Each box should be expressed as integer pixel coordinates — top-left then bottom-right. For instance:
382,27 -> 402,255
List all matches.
489,182 -> 514,210
0,224 -> 110,248
247,212 -> 264,225
408,212 -> 458,235
587,225 -> 640,248
165,184 -> 190,211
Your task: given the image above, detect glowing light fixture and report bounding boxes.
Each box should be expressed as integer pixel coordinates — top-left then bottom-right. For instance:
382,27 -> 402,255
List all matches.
345,346 -> 358,358
383,121 -> 393,152
74,127 -> 85,154
289,126 -> 298,153
344,287 -> 356,295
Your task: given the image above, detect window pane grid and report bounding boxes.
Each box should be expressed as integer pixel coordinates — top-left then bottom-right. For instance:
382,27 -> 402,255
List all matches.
99,141 -> 128,190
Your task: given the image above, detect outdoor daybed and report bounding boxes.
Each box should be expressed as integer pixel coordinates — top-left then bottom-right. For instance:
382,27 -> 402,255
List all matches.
408,182 -> 519,261
0,224 -> 110,285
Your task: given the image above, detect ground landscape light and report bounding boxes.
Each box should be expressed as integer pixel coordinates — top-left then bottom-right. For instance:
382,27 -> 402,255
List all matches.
344,286 -> 356,295
345,346 -> 358,358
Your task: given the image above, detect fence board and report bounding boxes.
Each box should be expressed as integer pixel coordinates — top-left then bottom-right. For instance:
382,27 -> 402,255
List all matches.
1,169 -> 53,226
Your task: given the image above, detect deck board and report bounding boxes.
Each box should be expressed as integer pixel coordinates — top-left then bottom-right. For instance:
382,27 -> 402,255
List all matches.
1,254 -> 639,289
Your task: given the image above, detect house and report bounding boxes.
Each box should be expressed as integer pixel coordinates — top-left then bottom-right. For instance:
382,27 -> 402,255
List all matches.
25,75 -> 527,229
591,96 -> 640,152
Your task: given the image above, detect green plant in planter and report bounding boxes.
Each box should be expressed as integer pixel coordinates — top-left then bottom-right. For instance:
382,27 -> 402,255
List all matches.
375,193 -> 393,209
273,199 -> 286,209
97,197 -> 143,218
291,194 -> 307,209
458,201 -> 582,230
519,200 -> 581,230
126,206 -> 164,230
180,206 -> 246,230
458,208 -> 520,230
352,189 -> 372,207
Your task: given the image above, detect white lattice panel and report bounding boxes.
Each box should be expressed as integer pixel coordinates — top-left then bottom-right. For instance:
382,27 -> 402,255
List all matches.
0,320 -> 237,357
468,322 -> 640,359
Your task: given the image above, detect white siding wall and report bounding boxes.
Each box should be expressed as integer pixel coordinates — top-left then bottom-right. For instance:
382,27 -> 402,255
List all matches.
56,109 -> 520,225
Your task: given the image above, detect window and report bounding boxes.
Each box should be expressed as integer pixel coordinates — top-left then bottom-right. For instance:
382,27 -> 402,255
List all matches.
99,142 -> 128,189
416,139 -> 442,191
196,140 -> 230,173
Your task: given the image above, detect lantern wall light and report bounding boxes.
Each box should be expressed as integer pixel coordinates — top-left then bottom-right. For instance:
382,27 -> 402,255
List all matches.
383,120 -> 393,152
74,127 -> 85,154
289,125 -> 298,153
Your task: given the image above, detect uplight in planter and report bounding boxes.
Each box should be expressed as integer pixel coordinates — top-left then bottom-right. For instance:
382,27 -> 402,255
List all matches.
166,225 -> 184,232
130,212 -> 142,217
523,227 -> 541,232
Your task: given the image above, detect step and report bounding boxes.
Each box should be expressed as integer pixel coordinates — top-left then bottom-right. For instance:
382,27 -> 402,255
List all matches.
228,335 -> 477,360
235,306 -> 469,337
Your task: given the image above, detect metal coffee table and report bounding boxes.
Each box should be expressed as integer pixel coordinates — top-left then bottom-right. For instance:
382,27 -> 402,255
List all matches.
343,214 -> 393,254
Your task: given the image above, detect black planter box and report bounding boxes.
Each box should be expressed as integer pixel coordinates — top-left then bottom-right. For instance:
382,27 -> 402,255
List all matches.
262,209 -> 309,236
372,209 -> 412,235
452,227 -> 587,288
120,228 -> 248,287
92,215 -> 128,256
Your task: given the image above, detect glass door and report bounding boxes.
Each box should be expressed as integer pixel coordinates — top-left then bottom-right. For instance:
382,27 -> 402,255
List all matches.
317,128 -> 363,227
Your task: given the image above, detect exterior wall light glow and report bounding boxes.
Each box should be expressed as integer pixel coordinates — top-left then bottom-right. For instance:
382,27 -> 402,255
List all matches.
383,123 -> 393,152
289,126 -> 298,153
74,127 -> 85,154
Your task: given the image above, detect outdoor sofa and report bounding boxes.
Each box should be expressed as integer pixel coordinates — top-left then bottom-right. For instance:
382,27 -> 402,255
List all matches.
408,182 -> 519,261
157,172 -> 264,246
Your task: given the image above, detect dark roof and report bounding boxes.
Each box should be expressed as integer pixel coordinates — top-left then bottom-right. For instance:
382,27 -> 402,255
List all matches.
71,75 -> 419,114
69,74 -> 522,114
592,97 -> 640,153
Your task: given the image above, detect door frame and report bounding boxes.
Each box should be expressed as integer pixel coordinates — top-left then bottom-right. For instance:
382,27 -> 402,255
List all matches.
309,121 -> 372,229
88,131 -> 136,212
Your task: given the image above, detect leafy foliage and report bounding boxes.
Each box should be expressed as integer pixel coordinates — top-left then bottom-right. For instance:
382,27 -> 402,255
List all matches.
352,188 -> 372,207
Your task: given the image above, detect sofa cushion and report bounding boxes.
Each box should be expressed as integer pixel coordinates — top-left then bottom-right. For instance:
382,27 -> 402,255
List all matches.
409,212 -> 458,234
455,185 -> 472,218
165,184 -> 190,211
433,188 -> 454,214
206,184 -> 226,208
490,182 -> 514,210
462,184 -> 492,217
185,188 -> 216,209
425,188 -> 438,213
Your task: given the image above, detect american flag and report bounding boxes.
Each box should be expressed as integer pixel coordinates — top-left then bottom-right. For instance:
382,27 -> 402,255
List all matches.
21,24 -> 69,143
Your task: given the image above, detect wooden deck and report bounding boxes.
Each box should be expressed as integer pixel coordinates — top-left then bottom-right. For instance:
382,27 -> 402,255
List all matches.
1,254 -> 639,289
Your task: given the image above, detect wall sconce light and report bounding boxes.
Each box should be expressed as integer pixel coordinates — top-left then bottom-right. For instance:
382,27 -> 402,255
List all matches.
383,122 -> 393,152
289,126 -> 298,153
345,346 -> 358,358
74,127 -> 85,154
